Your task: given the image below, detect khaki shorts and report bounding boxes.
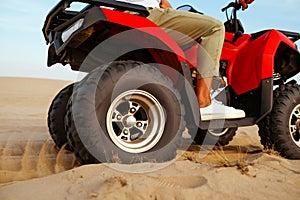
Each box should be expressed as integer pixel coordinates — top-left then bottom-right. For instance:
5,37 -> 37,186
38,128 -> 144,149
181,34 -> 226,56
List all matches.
147,8 -> 225,78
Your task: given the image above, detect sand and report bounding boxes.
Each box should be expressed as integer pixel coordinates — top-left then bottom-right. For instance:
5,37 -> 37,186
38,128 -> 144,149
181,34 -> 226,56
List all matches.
0,77 -> 300,200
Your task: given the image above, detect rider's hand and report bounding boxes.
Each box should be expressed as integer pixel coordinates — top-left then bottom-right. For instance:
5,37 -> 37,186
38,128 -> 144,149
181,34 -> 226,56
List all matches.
238,0 -> 254,10
160,0 -> 172,9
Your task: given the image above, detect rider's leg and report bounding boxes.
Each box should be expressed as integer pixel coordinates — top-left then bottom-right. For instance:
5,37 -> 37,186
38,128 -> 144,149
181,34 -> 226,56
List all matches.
196,78 -> 212,108
197,77 -> 245,121
147,8 -> 245,120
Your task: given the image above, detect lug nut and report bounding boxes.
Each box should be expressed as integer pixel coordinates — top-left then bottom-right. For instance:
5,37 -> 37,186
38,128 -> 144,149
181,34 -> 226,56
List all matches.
130,108 -> 136,113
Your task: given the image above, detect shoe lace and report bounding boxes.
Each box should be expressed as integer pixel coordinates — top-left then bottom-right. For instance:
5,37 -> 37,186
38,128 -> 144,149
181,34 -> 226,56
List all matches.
211,87 -> 225,100
212,99 -> 224,105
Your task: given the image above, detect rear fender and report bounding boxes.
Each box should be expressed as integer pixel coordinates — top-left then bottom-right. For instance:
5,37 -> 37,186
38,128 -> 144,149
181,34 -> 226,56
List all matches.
100,8 -> 186,70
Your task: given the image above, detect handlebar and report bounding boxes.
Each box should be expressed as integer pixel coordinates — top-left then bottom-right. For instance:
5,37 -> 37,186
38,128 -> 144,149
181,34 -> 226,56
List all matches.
221,1 -> 242,12
221,2 -> 235,12
221,1 -> 244,34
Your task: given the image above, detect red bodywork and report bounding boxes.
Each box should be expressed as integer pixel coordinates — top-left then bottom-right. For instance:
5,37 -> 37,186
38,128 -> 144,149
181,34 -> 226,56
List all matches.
101,8 -> 297,95
221,30 -> 297,94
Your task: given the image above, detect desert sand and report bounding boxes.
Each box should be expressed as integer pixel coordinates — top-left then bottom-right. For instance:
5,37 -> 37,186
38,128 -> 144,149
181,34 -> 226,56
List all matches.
0,77 -> 300,200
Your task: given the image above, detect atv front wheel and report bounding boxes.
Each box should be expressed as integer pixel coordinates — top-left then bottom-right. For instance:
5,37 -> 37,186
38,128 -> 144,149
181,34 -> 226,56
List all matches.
66,61 -> 186,164
48,83 -> 74,149
269,81 -> 300,159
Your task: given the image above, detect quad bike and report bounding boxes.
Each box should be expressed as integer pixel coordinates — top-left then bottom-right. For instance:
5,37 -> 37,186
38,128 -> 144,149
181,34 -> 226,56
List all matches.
43,0 -> 300,164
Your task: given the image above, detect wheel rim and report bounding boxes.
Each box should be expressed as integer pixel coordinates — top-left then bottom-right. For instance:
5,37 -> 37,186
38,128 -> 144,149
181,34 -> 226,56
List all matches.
208,128 -> 229,137
106,90 -> 166,153
289,104 -> 300,147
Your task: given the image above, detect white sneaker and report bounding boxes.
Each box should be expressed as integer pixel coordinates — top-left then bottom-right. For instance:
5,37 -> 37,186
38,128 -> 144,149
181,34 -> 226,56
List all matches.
200,100 -> 245,121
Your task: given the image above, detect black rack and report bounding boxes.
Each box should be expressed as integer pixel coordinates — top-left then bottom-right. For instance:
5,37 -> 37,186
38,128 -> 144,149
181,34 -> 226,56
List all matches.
251,30 -> 300,42
42,0 -> 149,43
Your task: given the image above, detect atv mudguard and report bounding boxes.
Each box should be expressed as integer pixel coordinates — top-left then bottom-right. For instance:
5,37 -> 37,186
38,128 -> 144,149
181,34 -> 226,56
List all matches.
222,30 -> 300,95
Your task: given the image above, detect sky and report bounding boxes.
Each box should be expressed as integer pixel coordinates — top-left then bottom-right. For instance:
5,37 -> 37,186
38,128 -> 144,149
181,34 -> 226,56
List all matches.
0,0 -> 300,81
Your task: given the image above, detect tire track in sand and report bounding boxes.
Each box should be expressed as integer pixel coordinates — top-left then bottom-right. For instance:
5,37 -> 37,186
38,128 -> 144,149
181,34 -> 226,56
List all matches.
0,134 -> 76,183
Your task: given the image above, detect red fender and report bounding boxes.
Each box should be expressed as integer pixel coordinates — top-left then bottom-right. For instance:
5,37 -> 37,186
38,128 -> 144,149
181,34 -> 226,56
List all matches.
101,8 -> 187,68
225,30 -> 296,95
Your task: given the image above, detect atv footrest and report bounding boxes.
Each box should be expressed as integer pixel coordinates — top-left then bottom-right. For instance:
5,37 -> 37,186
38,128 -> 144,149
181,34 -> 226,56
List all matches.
199,117 -> 257,129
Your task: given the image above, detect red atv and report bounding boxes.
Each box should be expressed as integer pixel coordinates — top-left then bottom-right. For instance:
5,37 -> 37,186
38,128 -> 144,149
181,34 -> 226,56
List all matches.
43,0 -> 300,164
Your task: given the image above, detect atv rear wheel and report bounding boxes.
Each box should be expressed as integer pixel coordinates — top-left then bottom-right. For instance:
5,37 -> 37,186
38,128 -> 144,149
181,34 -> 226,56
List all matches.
194,128 -> 237,146
66,61 -> 186,164
259,81 -> 300,159
48,83 -> 74,149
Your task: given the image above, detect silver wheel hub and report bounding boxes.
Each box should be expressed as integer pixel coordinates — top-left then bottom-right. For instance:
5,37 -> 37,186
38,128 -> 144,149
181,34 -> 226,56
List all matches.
106,90 -> 166,153
289,104 -> 300,147
123,115 -> 137,128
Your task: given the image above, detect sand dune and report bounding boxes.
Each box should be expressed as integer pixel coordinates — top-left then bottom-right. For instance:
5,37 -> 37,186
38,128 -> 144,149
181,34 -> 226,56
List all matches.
0,77 -> 300,200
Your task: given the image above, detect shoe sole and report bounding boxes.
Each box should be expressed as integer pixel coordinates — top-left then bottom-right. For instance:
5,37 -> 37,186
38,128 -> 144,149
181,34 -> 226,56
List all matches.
201,112 -> 245,121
